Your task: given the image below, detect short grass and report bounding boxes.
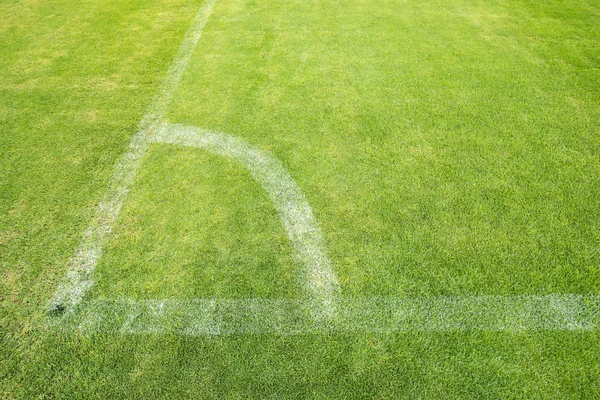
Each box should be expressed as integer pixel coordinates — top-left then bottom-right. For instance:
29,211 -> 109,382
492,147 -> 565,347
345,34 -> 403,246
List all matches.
1,0 -> 600,397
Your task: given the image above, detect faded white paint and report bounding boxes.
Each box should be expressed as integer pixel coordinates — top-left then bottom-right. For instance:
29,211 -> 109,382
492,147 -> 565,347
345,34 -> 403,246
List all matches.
51,0 -> 217,313
50,0 -> 340,324
50,0 -> 600,335
65,295 -> 600,335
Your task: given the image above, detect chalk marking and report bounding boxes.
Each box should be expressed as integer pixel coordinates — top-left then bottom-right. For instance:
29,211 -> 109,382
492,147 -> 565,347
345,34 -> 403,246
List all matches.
58,294 -> 600,335
152,122 -> 340,319
49,0 -> 600,335
140,0 -> 217,131
50,0 -> 218,312
50,0 -> 340,324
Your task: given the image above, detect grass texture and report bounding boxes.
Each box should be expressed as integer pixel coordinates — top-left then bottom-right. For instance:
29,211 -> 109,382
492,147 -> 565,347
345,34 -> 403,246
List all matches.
1,0 -> 600,397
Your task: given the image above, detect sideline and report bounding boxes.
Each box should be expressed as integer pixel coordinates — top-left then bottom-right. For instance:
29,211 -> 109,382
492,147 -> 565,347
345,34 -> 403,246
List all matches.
50,0 -> 218,312
61,295 -> 600,335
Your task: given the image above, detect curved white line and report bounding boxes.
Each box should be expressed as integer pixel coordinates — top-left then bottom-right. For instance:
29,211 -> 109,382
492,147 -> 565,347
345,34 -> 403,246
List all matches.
152,123 -> 340,319
49,0 -> 340,324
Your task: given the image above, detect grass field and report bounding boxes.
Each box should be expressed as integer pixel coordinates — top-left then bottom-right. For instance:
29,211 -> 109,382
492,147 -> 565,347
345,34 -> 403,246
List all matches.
2,0 -> 600,397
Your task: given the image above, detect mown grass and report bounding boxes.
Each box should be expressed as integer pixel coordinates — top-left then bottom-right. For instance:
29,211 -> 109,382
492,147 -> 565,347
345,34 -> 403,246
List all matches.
92,145 -> 298,299
163,0 -> 600,298
1,0 -> 599,398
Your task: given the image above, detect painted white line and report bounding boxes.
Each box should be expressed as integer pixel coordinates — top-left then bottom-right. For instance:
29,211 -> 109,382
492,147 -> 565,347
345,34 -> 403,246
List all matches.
50,0 -> 217,313
49,0 -> 599,335
50,0 -> 340,322
59,294 -> 600,335
139,0 -> 217,132
152,123 -> 340,319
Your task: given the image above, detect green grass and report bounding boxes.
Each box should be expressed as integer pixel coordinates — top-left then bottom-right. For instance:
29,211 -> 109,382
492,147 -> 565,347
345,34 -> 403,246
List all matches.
2,0 -> 600,397
92,145 -> 298,299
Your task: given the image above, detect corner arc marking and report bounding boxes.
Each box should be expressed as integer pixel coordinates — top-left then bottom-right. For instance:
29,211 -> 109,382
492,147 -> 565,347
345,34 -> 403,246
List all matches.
152,122 -> 341,319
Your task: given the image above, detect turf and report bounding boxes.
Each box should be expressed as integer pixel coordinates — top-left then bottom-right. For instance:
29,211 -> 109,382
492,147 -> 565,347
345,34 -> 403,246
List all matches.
1,0 -> 600,397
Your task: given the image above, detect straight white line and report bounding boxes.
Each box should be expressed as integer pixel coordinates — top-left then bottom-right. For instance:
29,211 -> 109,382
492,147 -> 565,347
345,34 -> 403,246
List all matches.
50,0 -> 217,313
139,0 -> 217,131
59,294 -> 600,335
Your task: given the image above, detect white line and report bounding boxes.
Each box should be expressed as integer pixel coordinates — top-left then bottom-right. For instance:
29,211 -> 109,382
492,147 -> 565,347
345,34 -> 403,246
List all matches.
152,123 -> 340,319
50,0 -> 340,322
49,0 -> 599,335
139,0 -> 217,131
50,0 -> 217,313
55,294 -> 600,335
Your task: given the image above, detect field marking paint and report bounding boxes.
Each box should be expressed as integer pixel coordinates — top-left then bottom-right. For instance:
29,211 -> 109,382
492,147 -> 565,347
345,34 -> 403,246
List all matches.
61,295 -> 600,335
50,0 -> 339,323
51,0 -> 217,312
152,123 -> 340,319
49,0 -> 600,334
140,0 -> 217,131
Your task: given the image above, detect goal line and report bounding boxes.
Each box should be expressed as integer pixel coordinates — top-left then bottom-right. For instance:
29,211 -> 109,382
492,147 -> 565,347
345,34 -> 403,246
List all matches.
54,294 -> 600,335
